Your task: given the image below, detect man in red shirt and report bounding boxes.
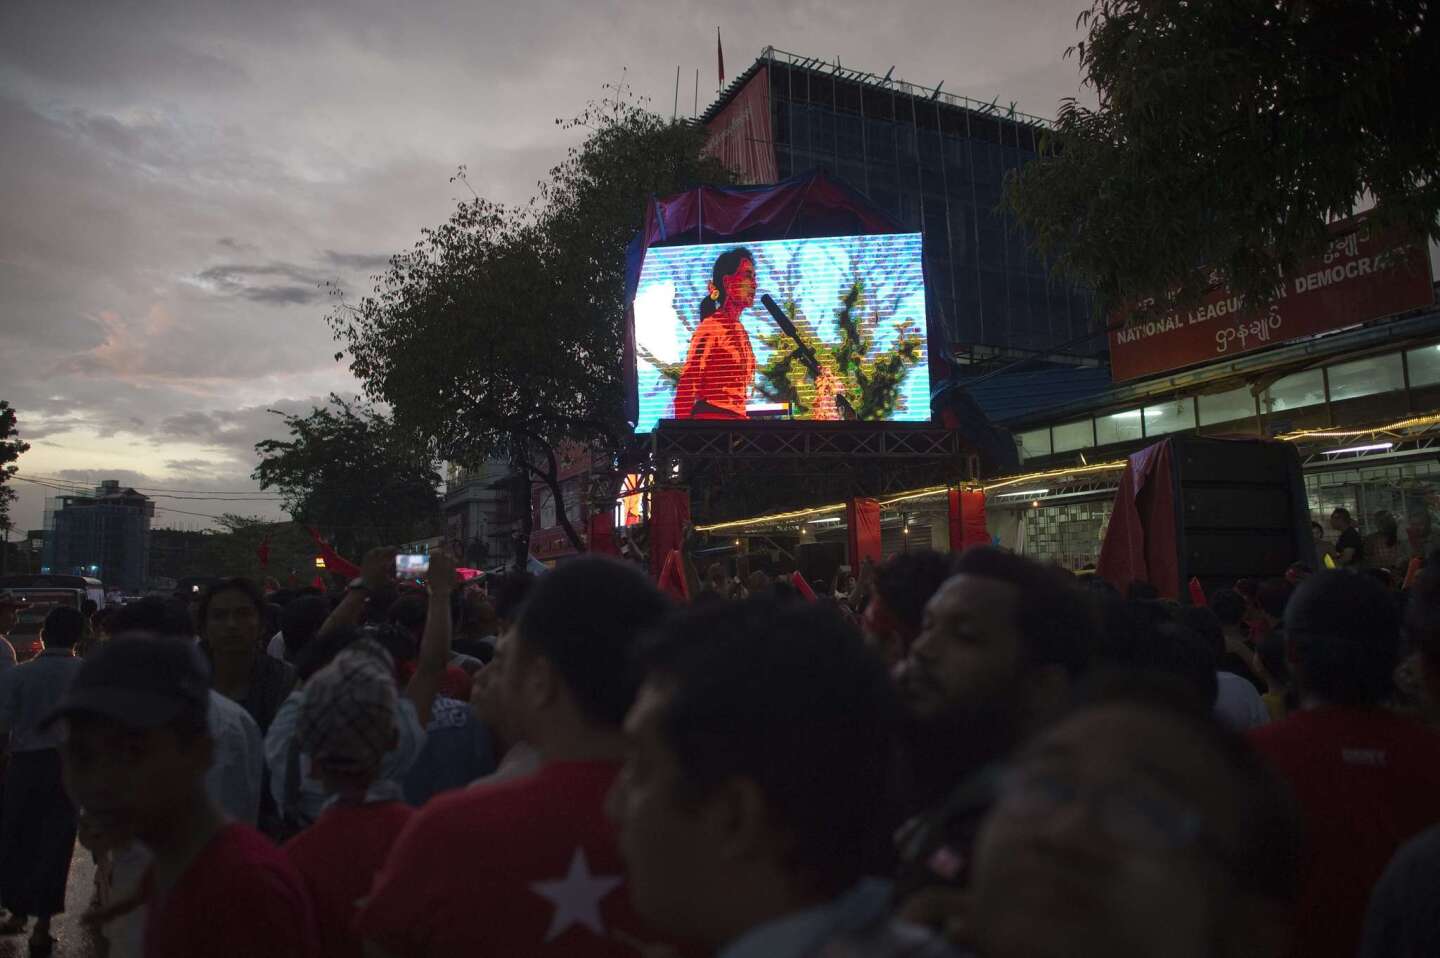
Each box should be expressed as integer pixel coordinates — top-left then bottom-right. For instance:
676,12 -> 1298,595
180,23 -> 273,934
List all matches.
49,637 -> 318,958
1249,570 -> 1440,958
358,557 -> 673,956
284,644 -> 414,958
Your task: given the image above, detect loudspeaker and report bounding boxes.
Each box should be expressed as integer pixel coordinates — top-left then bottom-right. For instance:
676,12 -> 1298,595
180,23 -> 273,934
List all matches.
1171,436 -> 1315,596
797,541 -> 846,586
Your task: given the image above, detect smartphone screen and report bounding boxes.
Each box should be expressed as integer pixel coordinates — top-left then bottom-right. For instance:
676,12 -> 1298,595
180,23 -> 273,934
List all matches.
395,554 -> 430,578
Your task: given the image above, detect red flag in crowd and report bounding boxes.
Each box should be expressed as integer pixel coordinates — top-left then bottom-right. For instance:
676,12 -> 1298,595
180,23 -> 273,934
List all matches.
257,535 -> 271,569
658,549 -> 689,602
1187,576 -> 1207,607
304,527 -> 361,579
790,571 -> 817,602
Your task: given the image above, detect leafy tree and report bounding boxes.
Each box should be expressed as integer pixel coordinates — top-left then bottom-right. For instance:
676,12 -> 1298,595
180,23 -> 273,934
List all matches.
329,89 -> 733,564
190,517 -> 318,584
0,401 -> 30,543
1006,0 -> 1440,314
253,397 -> 441,557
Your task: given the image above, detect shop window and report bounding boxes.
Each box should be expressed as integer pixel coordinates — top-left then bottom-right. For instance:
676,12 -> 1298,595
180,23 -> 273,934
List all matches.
1260,369 -> 1326,414
1327,353 -> 1403,402
1017,428 -> 1051,458
1198,386 -> 1256,426
1095,410 -> 1144,446
1144,398 -> 1196,436
1406,345 -> 1440,388
1053,419 -> 1094,453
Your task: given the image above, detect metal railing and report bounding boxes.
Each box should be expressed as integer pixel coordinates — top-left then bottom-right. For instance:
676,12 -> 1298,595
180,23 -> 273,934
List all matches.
760,46 -> 1054,130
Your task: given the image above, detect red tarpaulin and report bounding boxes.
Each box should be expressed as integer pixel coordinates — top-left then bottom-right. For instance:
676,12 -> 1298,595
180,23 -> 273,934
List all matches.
848,497 -> 882,568
587,511 -> 618,557
948,489 -> 989,552
1097,441 -> 1180,599
649,488 -> 691,580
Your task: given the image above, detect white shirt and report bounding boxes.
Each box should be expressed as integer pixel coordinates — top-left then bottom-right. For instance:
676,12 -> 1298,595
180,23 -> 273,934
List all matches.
263,689 -> 426,823
206,689 -> 264,824
266,631 -> 287,661
1214,671 -> 1271,731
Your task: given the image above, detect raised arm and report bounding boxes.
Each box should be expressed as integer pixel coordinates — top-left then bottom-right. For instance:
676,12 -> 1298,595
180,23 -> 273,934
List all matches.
405,551 -> 457,727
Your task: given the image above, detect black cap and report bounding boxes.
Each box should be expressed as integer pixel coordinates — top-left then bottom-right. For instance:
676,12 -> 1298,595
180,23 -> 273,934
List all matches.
43,637 -> 210,731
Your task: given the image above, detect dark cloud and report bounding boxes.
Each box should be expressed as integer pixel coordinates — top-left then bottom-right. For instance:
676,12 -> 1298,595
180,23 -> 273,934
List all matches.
323,249 -> 393,272
0,0 -> 1109,534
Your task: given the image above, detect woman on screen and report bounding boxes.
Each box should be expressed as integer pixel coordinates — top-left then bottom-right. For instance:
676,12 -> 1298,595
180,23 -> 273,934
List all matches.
673,248 -> 757,420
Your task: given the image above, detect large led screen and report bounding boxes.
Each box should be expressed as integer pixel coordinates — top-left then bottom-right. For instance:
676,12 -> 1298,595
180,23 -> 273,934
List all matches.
632,233 -> 929,432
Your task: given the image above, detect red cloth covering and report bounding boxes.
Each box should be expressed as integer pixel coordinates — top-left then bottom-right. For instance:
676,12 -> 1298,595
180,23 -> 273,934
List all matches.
587,511 -> 617,557
144,823 -> 318,958
284,801 -> 415,958
1249,707 -> 1440,958
357,760 -> 676,956
1097,440 -> 1180,599
658,549 -> 690,603
948,489 -> 989,552
305,528 -> 361,580
648,488 -> 691,580
848,498 -> 882,568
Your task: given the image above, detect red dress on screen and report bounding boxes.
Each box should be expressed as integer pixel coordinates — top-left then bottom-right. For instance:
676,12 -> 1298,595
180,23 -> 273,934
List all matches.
673,315 -> 755,420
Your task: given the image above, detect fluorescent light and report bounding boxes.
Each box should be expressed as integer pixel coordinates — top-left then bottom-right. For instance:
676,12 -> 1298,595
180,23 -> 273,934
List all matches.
1111,410 -> 1143,419
1321,442 -> 1394,455
997,488 -> 1049,498
807,517 -> 842,524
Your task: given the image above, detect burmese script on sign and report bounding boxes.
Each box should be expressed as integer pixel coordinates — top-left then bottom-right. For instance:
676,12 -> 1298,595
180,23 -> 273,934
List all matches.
1109,216 -> 1435,381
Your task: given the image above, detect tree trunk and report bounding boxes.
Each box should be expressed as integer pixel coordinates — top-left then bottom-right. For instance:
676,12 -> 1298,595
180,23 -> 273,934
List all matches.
524,446 -> 588,554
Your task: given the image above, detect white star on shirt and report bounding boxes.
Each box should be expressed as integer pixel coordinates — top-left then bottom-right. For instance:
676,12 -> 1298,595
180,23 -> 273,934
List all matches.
530,847 -> 624,943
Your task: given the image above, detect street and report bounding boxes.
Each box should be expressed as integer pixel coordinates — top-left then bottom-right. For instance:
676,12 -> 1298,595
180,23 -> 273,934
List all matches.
0,848 -> 102,958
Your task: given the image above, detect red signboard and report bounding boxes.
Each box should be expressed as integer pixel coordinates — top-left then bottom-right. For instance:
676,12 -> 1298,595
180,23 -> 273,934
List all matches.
1109,215 -> 1435,382
703,68 -> 777,185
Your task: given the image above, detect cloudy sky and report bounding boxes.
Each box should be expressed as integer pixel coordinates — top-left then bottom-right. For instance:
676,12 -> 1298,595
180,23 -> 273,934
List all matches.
0,0 -> 1090,532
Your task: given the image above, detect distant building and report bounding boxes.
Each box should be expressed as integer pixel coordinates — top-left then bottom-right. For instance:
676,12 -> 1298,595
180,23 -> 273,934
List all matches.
442,459 -> 519,571
42,480 -> 155,592
702,47 -> 1095,358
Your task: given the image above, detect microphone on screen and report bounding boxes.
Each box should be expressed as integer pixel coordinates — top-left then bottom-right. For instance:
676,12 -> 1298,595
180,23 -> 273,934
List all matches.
759,294 -> 820,374
760,293 -> 858,421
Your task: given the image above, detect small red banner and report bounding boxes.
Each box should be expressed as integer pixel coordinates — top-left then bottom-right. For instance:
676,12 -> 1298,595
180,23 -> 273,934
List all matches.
1109,214 -> 1434,382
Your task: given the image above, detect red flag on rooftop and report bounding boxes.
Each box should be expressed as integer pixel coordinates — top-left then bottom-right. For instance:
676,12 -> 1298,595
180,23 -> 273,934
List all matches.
717,28 -> 725,88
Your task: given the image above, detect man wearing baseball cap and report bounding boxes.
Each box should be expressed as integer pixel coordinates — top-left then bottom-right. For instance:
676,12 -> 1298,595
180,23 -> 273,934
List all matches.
0,591 -> 23,673
50,637 -> 318,957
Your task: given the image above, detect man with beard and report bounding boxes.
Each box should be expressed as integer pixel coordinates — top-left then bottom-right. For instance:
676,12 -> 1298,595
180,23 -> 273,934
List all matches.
892,547 -> 1096,932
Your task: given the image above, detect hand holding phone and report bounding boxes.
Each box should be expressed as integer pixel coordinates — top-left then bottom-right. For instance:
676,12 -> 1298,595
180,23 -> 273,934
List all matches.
395,554 -> 430,578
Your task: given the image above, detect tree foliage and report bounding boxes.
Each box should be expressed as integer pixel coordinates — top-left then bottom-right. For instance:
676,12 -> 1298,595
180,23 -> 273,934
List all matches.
1006,0 -> 1440,315
328,88 -> 734,560
253,397 -> 441,556
0,401 -> 30,537
189,517 -> 318,584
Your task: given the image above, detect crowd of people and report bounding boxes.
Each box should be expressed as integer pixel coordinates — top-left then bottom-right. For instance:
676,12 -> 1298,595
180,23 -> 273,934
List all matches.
0,532 -> 1438,957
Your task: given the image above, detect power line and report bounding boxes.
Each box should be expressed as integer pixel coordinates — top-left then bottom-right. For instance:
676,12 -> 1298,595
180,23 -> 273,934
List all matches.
13,472 -> 286,498
11,473 -> 286,501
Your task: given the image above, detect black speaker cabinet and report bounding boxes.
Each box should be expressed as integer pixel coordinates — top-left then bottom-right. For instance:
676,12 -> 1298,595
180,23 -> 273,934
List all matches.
1171,436 -> 1316,598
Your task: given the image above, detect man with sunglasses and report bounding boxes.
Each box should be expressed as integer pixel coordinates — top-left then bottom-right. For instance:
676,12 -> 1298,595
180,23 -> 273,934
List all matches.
968,674 -> 1300,958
